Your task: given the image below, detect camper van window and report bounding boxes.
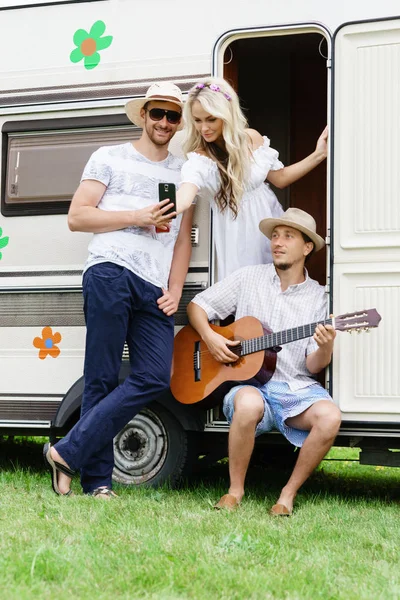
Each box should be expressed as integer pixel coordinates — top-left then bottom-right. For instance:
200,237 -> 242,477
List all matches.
1,118 -> 138,217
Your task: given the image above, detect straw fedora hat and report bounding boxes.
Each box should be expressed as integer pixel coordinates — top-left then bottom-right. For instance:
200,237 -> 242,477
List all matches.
259,207 -> 325,252
125,82 -> 184,130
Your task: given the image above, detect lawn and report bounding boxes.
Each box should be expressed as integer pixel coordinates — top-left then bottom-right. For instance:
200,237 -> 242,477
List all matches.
0,438 -> 399,599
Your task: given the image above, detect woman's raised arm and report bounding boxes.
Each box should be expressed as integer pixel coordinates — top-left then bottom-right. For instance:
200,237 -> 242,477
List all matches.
267,126 -> 328,189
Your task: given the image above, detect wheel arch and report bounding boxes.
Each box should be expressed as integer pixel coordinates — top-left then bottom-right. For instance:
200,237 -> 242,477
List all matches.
52,363 -> 206,433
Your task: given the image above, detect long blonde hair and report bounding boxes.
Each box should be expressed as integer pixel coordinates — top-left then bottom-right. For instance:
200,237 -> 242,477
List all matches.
183,77 -> 251,218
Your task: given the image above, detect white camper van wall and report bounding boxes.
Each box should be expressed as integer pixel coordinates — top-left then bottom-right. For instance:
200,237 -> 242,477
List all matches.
69,20 -> 113,70
0,228 -> 9,259
33,327 -> 62,360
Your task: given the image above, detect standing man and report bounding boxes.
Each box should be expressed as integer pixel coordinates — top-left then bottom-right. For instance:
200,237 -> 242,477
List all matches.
44,82 -> 194,498
187,208 -> 341,515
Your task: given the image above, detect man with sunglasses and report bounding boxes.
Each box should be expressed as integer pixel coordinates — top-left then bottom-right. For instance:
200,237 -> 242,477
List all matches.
44,83 -> 194,499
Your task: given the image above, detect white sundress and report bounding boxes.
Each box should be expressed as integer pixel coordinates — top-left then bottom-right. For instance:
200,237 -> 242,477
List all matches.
180,136 -> 284,279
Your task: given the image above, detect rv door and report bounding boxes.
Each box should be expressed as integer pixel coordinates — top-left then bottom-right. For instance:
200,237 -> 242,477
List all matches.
332,17 -> 400,423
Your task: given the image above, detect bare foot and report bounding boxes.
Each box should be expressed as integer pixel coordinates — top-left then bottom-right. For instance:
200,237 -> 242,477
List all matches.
50,446 -> 72,495
274,487 -> 296,514
227,487 -> 244,504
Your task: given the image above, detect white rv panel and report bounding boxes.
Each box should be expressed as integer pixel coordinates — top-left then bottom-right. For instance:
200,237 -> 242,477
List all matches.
0,325 -> 85,394
333,18 -> 400,261
334,264 -> 400,420
333,18 -> 400,421
0,1 -> 399,104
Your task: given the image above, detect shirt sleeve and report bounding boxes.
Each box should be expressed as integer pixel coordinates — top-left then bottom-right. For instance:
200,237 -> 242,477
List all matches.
180,154 -> 212,190
191,268 -> 244,321
81,147 -> 112,186
306,289 -> 329,356
256,136 -> 284,172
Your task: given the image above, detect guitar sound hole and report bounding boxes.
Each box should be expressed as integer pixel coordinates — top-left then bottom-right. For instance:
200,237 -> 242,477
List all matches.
229,357 -> 242,368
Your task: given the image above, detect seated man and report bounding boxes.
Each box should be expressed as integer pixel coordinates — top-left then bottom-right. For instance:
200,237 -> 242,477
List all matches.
187,208 -> 341,516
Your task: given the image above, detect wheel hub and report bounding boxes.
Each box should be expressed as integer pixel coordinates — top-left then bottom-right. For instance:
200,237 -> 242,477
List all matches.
113,408 -> 168,485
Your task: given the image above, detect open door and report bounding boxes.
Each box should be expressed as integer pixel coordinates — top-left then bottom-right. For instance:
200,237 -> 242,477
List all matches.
214,25 -> 330,286
332,18 -> 400,422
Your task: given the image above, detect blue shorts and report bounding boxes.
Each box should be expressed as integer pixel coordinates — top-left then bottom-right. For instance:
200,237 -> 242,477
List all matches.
223,380 -> 333,447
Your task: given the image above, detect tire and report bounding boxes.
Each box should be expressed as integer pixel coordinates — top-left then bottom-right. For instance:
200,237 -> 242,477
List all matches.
112,402 -> 193,488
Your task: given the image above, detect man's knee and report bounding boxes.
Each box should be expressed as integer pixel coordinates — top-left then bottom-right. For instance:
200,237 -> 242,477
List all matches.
125,370 -> 169,394
232,387 -> 264,426
313,401 -> 341,435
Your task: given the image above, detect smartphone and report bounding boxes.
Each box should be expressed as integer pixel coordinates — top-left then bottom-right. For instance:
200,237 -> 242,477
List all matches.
158,183 -> 176,218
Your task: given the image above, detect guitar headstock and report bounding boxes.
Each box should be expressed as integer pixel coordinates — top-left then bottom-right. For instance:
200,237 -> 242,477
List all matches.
335,308 -> 382,333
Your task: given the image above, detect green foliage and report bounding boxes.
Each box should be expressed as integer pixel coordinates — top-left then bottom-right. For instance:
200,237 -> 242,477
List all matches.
0,439 -> 400,599
0,226 -> 9,259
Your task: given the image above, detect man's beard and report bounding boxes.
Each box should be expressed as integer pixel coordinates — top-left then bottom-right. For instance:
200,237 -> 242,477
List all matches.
274,261 -> 293,271
146,123 -> 173,146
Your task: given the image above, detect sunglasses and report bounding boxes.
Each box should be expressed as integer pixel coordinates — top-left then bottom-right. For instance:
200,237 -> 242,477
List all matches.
146,107 -> 182,125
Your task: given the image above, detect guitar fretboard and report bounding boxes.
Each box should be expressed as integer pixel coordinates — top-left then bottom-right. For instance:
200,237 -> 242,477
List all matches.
240,318 -> 333,356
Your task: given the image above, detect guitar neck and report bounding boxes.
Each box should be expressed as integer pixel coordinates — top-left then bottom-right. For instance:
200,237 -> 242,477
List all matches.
240,317 -> 333,356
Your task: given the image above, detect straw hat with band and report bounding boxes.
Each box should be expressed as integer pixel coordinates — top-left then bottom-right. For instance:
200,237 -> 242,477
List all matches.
125,82 -> 184,130
259,207 -> 325,252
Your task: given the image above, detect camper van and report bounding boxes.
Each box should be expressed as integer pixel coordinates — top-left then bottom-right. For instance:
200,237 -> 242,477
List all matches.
0,0 -> 399,485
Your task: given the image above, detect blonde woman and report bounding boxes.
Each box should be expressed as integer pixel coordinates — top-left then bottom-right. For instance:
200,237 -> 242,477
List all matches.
175,77 -> 328,279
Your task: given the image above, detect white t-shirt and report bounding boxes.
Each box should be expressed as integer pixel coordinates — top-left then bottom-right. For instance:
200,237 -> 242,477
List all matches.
81,142 -> 184,289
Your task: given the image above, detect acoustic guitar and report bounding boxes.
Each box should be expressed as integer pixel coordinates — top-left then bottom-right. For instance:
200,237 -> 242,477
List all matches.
170,309 -> 381,405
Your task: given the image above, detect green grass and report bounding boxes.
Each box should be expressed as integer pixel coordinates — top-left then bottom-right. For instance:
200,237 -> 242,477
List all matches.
1,439 -> 400,599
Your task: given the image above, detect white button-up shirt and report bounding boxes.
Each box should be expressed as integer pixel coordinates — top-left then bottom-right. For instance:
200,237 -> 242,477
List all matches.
192,263 -> 328,391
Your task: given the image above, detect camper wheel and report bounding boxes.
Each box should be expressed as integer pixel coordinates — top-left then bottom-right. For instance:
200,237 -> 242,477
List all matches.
112,403 -> 191,487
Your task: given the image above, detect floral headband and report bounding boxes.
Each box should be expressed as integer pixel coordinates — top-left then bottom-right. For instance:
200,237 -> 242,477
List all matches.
192,82 -> 232,101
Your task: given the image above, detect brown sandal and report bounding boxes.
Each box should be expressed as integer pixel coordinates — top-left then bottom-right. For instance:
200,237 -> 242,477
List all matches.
214,494 -> 240,511
270,503 -> 291,517
90,486 -> 118,500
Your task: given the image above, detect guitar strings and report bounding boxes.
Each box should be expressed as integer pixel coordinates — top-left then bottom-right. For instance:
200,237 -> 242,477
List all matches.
195,320 -> 335,356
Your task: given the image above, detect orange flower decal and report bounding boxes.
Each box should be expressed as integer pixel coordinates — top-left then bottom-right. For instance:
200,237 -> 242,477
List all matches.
33,327 -> 62,360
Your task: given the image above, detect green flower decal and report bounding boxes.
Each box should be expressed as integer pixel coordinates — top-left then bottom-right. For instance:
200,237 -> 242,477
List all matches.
0,227 -> 9,260
70,20 -> 113,70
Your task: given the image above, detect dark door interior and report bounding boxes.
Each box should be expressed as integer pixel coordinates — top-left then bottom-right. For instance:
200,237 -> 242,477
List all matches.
224,32 -> 328,285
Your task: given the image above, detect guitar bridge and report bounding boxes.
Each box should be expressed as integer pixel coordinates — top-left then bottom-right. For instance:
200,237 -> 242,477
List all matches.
194,341 -> 201,382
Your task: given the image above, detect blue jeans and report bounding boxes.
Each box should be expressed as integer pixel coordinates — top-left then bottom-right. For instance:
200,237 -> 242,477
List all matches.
55,262 -> 174,493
